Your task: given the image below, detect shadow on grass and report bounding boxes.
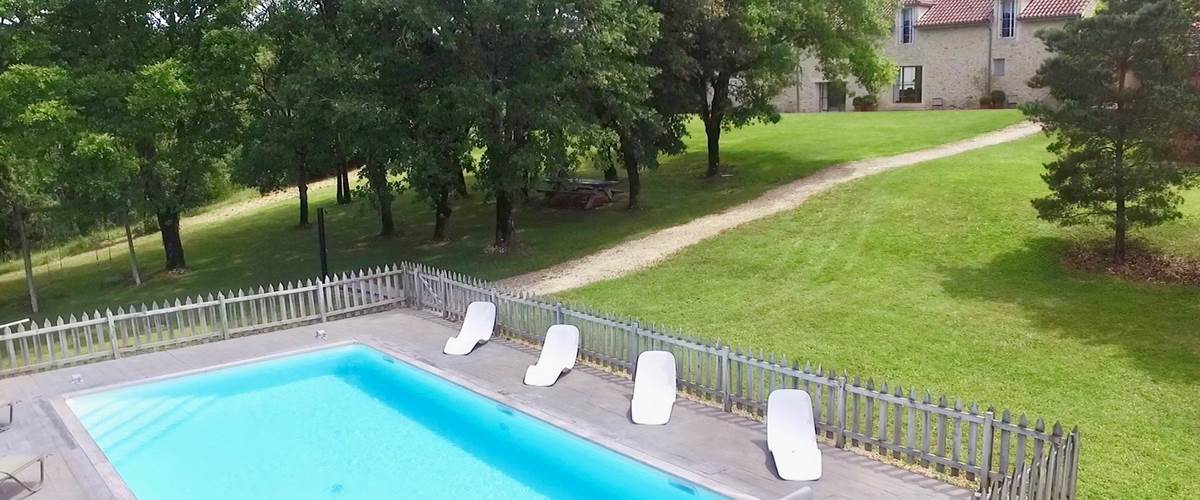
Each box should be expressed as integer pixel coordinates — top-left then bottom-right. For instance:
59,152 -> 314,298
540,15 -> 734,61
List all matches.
938,237 -> 1200,383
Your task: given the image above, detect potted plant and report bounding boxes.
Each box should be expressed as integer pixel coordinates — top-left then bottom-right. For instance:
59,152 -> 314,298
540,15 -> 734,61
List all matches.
990,90 -> 1008,109
979,96 -> 993,109
851,94 -> 878,111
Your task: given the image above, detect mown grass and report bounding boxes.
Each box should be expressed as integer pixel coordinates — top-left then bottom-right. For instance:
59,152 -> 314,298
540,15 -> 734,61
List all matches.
0,110 -> 1023,321
561,136 -> 1200,499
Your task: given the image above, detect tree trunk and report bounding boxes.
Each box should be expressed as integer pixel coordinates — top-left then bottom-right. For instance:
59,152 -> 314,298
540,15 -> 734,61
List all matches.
703,74 -> 731,178
335,165 -> 346,204
1112,132 -> 1127,265
14,210 -> 38,313
619,132 -> 642,209
157,211 -> 186,271
338,163 -> 352,205
298,181 -> 310,227
122,212 -> 142,286
454,166 -> 469,197
1114,197 -> 1127,264
704,116 -> 722,177
377,188 -> 395,237
494,190 -> 515,249
433,186 -> 452,242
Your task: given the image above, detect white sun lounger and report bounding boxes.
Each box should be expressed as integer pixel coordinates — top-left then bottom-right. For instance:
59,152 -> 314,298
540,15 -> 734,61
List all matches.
443,301 -> 497,355
0,455 -> 45,494
524,325 -> 580,387
768,389 -> 822,481
631,351 -> 677,425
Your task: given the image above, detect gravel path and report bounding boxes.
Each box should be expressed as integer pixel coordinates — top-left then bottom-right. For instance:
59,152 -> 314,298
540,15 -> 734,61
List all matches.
502,122 -> 1041,295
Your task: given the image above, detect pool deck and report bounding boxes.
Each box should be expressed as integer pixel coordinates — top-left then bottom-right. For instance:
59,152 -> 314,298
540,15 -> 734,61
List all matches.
0,309 -> 973,500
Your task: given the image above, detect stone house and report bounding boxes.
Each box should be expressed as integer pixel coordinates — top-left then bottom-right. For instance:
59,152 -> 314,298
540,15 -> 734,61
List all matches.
773,0 -> 1094,112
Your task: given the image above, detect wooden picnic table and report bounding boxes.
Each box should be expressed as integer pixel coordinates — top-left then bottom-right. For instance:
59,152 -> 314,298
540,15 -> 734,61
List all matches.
538,177 -> 624,209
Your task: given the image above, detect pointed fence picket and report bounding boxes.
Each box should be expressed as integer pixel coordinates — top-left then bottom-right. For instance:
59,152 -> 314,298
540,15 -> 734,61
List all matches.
0,262 -> 1078,499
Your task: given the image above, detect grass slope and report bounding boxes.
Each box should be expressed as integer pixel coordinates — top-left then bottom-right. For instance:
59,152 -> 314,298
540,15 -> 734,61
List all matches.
562,136 -> 1200,499
0,110 -> 1023,320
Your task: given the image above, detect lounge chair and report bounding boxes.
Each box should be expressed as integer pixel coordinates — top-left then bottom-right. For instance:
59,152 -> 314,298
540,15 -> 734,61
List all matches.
767,389 -> 822,481
0,401 -> 14,433
630,351 -> 676,425
524,325 -> 580,387
443,301 -> 497,356
0,455 -> 45,494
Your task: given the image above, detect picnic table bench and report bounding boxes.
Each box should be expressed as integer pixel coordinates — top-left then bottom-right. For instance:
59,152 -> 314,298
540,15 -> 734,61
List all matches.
538,178 -> 624,209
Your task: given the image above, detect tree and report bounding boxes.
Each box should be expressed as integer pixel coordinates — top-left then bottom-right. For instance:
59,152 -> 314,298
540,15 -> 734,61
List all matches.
402,87 -> 477,242
238,0 -> 340,227
41,0 -> 256,272
331,0 -> 461,239
438,0 -> 660,249
581,3 -> 685,210
60,133 -> 145,285
649,0 -> 892,177
0,64 -> 76,312
1024,0 -> 1200,263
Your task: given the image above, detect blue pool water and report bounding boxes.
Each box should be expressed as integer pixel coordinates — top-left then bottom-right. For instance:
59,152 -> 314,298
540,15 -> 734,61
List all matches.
68,344 -> 724,500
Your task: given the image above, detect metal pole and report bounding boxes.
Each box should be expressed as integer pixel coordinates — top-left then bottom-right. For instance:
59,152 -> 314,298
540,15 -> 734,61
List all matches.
317,208 -> 329,279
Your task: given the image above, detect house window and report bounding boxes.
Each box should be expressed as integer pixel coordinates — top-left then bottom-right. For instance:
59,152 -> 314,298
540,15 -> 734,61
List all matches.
1000,0 -> 1016,38
993,58 -> 1006,76
896,66 -> 922,103
900,8 -> 916,44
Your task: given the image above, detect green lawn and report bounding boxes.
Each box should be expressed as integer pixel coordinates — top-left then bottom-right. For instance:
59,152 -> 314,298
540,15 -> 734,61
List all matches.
561,136 -> 1200,499
0,110 -> 1023,320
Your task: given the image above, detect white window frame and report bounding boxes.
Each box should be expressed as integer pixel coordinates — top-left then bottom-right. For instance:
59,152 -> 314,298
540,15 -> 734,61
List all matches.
900,7 -> 916,44
999,0 -> 1017,39
993,58 -> 1006,77
895,66 -> 922,103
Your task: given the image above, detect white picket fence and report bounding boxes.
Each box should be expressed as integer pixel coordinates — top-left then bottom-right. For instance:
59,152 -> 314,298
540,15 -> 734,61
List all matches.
0,266 -> 405,375
0,262 -> 1080,499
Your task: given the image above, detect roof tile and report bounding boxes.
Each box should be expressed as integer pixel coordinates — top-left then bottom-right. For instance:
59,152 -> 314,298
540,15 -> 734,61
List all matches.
916,0 -> 994,28
1018,0 -> 1090,20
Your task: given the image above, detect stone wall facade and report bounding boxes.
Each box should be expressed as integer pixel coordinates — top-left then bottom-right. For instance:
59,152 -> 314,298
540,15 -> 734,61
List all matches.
773,2 -> 1083,113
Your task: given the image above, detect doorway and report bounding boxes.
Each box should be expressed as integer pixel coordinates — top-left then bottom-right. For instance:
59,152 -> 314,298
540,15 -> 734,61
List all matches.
818,81 -> 847,112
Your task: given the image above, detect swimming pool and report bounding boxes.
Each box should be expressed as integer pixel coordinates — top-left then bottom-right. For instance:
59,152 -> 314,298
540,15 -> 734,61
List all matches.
67,344 -> 724,499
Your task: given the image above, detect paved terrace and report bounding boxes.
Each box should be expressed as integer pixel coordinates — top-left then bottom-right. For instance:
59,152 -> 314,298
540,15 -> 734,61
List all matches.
0,309 -> 972,500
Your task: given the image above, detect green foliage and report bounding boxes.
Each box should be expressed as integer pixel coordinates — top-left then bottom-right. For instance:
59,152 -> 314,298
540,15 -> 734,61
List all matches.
649,0 -> 893,176
1023,0 -> 1200,262
989,89 -> 1007,107
0,64 -> 74,216
422,0 -> 662,248
851,94 -> 878,110
235,0 -> 348,226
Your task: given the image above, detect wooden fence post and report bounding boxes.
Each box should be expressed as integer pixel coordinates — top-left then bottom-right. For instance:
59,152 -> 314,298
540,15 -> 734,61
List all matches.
835,376 -> 848,448
218,293 -> 230,340
316,280 -> 328,323
414,268 -> 424,311
554,303 -> 564,324
107,310 -> 120,360
980,411 -> 996,494
719,346 -> 732,412
398,264 -> 409,306
440,270 -> 449,318
627,321 -> 640,375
